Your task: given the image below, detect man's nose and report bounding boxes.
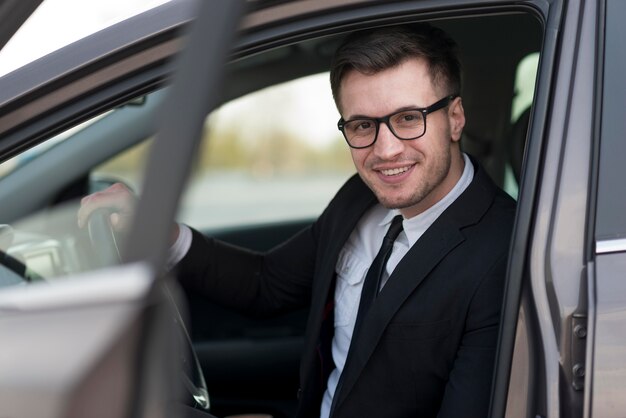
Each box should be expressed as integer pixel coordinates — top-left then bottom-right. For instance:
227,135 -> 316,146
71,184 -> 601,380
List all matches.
373,122 -> 404,159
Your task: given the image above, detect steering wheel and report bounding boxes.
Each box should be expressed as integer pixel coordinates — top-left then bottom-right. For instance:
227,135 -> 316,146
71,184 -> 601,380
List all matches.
86,208 -> 121,269
86,208 -> 211,412
166,282 -> 211,411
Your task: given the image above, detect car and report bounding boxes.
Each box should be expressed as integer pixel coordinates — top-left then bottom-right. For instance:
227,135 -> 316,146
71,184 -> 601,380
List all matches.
0,0 -> 624,417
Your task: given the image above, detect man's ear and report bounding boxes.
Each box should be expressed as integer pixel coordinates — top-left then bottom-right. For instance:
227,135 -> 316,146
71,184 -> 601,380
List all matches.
449,97 -> 465,142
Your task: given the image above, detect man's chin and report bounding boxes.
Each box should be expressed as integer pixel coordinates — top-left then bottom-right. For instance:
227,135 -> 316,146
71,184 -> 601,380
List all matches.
364,177 -> 423,208
375,194 -> 414,211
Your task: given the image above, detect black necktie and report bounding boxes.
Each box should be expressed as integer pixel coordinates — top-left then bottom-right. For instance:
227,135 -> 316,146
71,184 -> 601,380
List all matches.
352,214 -> 404,338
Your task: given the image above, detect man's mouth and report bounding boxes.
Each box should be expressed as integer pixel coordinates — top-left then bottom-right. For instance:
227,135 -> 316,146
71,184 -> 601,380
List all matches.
380,165 -> 412,176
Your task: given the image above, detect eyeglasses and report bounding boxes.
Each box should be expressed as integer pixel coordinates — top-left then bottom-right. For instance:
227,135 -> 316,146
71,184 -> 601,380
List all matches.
337,94 -> 458,149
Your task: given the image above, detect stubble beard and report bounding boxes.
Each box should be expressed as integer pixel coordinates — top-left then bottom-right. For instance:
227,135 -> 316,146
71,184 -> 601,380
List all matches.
368,148 -> 452,214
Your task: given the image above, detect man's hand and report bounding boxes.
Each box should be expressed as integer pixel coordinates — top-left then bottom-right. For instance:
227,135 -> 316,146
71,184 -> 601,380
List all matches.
78,182 -> 181,245
77,182 -> 137,231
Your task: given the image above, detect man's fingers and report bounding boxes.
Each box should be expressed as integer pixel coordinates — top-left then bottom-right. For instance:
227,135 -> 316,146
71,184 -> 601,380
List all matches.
77,183 -> 135,229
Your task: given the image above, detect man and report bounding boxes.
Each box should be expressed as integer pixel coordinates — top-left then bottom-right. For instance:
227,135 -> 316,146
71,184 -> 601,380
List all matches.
79,23 -> 515,418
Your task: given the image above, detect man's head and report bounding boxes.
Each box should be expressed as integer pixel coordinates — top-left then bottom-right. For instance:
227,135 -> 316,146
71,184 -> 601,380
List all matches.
330,24 -> 461,113
330,24 -> 467,218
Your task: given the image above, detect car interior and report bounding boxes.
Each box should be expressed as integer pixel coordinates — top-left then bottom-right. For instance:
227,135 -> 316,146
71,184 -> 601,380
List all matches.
0,5 -> 543,418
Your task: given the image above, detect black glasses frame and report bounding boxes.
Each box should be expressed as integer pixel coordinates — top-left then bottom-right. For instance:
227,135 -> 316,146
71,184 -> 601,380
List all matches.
337,94 -> 458,149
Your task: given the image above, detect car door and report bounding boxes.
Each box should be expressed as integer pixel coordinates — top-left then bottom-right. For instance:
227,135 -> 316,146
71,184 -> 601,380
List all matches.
587,0 -> 626,416
0,1 -> 243,417
490,0 -> 625,417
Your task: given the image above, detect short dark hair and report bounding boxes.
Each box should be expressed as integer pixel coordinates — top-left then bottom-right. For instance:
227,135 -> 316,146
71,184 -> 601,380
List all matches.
329,23 -> 461,110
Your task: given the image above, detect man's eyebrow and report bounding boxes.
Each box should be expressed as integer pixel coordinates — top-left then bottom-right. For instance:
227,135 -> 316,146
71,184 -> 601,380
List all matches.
345,105 -> 423,120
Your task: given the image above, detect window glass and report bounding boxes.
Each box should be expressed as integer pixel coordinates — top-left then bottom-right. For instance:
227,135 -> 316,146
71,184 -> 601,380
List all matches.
0,114 -> 109,180
595,0 -> 626,240
91,140 -> 151,195
503,52 -> 539,200
511,52 -> 539,122
177,72 -> 355,231
0,104 -> 153,285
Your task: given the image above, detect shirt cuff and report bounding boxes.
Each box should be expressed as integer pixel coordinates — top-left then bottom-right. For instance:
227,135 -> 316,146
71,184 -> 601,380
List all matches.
165,223 -> 193,271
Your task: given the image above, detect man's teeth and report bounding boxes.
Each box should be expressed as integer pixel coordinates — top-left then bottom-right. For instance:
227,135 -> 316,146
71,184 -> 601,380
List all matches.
381,166 -> 410,176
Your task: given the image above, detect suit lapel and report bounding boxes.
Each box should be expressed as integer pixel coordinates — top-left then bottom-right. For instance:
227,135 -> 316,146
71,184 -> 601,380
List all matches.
331,161 -> 498,413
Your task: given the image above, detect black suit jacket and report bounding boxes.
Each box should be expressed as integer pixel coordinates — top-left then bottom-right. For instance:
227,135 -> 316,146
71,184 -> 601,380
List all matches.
177,159 -> 516,418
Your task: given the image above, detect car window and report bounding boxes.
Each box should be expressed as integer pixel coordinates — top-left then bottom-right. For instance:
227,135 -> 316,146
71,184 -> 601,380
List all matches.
0,105 -> 153,285
92,53 -> 542,233
511,52 -> 539,123
179,72 -> 354,230
595,0 -> 626,242
0,114 -> 110,180
503,52 -> 539,200
93,73 -> 355,232
91,139 -> 151,195
0,10 -> 543,289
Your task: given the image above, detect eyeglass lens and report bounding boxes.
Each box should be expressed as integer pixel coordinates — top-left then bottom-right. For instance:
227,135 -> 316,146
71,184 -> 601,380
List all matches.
343,110 -> 425,148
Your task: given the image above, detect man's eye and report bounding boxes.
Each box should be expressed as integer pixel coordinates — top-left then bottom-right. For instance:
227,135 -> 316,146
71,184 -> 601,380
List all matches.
347,120 -> 374,134
356,121 -> 373,130
393,111 -> 422,126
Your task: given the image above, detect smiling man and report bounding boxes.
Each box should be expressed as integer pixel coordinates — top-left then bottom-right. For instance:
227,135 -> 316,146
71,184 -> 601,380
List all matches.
78,23 -> 515,418
303,24 -> 516,418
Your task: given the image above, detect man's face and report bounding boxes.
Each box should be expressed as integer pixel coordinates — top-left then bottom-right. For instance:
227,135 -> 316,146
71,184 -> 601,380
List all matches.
338,58 -> 466,218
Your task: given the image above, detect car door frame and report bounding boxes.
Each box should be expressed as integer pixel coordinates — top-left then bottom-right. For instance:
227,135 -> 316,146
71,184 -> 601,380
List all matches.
492,0 -> 602,417
0,0 -> 245,416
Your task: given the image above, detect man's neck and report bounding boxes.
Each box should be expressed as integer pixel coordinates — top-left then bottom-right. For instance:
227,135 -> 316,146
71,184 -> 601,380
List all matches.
400,153 -> 467,219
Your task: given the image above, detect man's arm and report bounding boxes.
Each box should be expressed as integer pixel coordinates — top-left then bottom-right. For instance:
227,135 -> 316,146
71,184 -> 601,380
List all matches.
437,252 -> 508,418
175,223 -> 318,316
77,182 -> 324,316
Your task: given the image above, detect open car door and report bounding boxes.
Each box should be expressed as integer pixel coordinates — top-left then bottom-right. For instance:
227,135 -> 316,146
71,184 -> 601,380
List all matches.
0,1 -> 243,417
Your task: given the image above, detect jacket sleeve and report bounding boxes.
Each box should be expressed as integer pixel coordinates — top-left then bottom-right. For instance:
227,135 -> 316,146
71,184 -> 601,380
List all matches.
174,174 -> 368,317
175,221 -> 320,316
436,251 -> 508,418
